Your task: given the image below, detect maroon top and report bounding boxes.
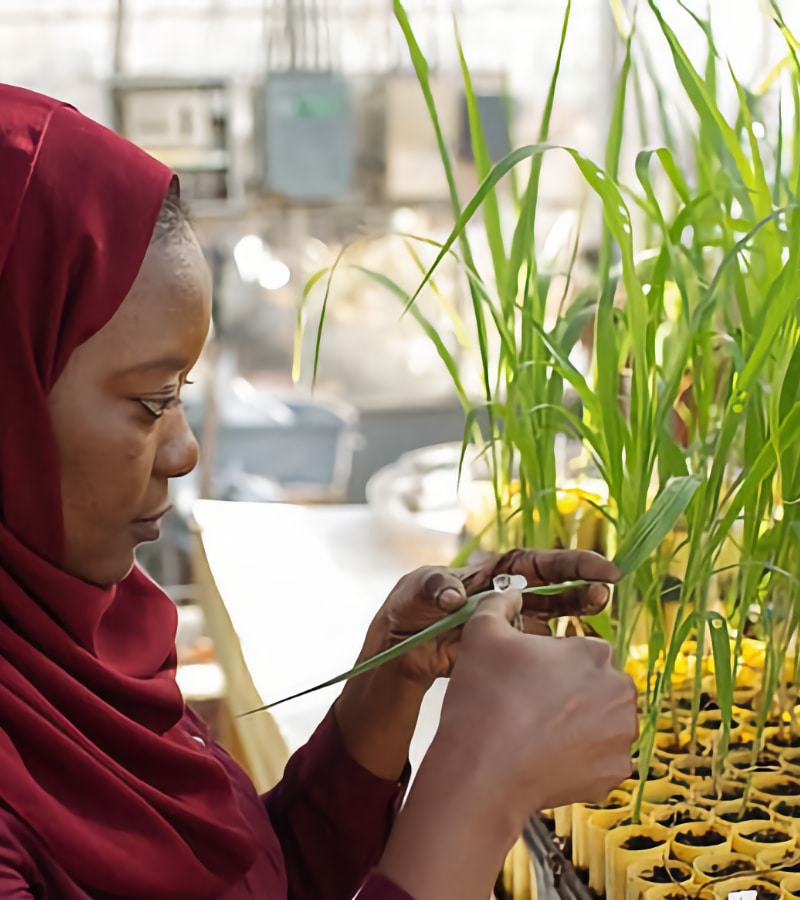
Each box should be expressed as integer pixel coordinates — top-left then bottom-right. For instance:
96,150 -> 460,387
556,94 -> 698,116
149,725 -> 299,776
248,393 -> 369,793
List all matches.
0,708 -> 413,898
0,83 -> 413,898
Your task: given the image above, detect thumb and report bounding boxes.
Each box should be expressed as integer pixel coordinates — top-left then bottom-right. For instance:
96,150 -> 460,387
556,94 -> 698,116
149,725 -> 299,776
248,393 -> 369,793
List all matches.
422,571 -> 468,613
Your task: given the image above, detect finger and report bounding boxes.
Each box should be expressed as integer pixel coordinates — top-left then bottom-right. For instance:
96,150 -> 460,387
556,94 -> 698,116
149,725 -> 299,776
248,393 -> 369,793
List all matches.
528,549 -> 621,585
520,611 -> 553,637
421,570 -> 468,612
458,549 -> 620,596
468,588 -> 523,631
521,580 -> 610,620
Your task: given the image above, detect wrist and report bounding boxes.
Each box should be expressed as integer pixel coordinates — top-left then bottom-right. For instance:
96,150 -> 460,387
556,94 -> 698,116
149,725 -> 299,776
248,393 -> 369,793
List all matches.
377,738 -> 522,899
334,658 -> 428,782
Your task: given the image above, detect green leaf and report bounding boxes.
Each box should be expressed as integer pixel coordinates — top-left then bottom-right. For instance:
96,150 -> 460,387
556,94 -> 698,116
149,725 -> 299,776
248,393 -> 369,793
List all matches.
241,582 -> 587,714
613,477 -> 702,574
706,611 -> 733,767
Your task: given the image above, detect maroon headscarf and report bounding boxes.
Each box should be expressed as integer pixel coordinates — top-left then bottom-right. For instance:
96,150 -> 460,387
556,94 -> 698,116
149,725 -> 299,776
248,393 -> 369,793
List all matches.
0,85 -> 256,897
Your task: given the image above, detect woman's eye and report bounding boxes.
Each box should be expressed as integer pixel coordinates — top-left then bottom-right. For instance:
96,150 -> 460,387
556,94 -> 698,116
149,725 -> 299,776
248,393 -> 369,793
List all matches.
137,396 -> 181,420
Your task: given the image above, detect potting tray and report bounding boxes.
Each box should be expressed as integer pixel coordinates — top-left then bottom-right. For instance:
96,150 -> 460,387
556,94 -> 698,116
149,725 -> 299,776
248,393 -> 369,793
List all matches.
524,816 -> 594,900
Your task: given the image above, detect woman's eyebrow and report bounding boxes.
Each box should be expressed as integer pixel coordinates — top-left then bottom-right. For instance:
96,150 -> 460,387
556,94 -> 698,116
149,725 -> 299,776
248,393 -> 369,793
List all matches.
119,357 -> 189,375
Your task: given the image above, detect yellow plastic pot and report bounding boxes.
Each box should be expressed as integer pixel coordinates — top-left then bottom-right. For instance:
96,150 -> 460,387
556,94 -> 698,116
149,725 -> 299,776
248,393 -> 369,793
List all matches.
638,780 -> 691,815
642,884 -> 698,900
713,799 -> 773,837
670,755 -> 716,789
572,790 -> 631,872
764,728 -> 800,758
606,823 -> 672,900
725,751 -> 782,784
692,851 -> 757,885
769,798 -> 800,840
731,824 -> 795,864
781,750 -> 800,780
588,806 -> 636,897
653,731 -> 694,764
756,851 -> 800,883
740,638 -> 767,669
711,877 -> 780,900
623,761 -> 671,793
695,778 -> 746,809
553,804 -> 572,840
695,710 -> 743,747
751,775 -> 800,809
780,873 -> 800,900
671,822 -> 732,865
626,859 -> 694,900
650,804 -> 711,829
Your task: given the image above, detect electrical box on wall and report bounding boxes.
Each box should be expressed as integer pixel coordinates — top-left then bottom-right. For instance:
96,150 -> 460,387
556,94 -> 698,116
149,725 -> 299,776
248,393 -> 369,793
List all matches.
458,93 -> 512,164
110,78 -> 235,206
264,73 -> 354,201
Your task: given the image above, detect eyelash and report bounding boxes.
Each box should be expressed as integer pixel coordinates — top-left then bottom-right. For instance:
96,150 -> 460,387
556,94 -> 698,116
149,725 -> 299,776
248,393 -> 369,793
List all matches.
137,380 -> 193,420
137,396 -> 181,419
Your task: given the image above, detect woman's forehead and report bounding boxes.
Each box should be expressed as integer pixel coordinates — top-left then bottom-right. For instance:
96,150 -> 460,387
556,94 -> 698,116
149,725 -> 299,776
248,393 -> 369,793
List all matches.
79,236 -> 211,377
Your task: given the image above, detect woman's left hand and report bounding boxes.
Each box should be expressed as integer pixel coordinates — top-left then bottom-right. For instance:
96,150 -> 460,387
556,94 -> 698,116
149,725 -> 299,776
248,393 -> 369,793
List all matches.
363,548 -> 621,688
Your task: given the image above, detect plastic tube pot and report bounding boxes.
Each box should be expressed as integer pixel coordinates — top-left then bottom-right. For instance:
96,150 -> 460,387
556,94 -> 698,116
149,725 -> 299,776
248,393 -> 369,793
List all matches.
588,807 -> 638,898
751,775 -> 800,809
670,755 -> 716,790
692,851 -> 757,885
626,859 -> 694,900
713,800 -> 773,837
732,824 -> 795,864
710,876 -> 781,900
572,790 -> 631,873
770,797 -> 800,839
605,823 -> 672,900
650,804 -> 712,830
780,872 -> 800,900
671,822 -> 732,865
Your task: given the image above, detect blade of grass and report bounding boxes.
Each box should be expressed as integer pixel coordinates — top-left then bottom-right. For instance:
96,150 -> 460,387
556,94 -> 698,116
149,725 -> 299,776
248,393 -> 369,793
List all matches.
242,581 -> 588,714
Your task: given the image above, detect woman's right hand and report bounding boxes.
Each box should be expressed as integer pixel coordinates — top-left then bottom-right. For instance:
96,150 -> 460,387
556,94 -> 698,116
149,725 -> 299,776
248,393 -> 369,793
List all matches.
438,587 -> 638,813
376,587 -> 638,900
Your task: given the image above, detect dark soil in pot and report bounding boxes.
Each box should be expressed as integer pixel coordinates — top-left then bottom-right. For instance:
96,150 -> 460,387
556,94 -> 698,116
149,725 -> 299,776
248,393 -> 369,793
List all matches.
719,807 -> 771,823
774,801 -> 800,818
676,763 -> 713,779
674,829 -> 726,847
741,828 -> 792,843
706,860 -> 755,877
760,780 -> 800,797
627,768 -> 666,782
657,810 -> 705,827
640,866 -> 691,884
769,733 -> 800,750
675,693 -> 717,713
750,886 -> 780,900
621,835 -> 664,851
731,754 -> 780,773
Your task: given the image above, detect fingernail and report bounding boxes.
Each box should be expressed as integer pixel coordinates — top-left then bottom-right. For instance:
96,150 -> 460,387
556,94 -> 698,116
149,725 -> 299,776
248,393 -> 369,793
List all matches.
438,587 -> 464,609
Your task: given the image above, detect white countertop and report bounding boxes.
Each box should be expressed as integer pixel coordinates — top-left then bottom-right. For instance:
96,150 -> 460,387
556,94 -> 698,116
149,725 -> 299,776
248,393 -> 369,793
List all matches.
193,500 -> 448,771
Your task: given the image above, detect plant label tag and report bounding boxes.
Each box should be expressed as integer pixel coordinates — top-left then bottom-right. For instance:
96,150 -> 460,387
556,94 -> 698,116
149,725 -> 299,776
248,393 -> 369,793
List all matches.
493,574 -> 528,592
728,891 -> 757,900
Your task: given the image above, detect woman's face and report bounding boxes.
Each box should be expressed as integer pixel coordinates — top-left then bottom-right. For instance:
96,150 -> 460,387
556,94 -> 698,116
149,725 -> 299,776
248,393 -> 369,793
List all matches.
48,223 -> 211,587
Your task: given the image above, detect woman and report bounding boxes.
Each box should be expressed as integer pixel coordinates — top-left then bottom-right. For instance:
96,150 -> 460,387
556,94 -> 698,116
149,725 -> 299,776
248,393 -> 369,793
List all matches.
0,83 -> 636,899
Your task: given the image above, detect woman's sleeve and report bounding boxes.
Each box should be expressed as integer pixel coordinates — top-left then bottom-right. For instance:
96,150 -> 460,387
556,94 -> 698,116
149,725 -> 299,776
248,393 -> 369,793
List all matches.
262,709 -> 410,900
0,822 -> 35,899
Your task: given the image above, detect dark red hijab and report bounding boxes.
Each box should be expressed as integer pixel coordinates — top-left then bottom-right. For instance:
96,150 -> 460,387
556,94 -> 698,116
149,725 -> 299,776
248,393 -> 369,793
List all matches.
0,85 -> 255,898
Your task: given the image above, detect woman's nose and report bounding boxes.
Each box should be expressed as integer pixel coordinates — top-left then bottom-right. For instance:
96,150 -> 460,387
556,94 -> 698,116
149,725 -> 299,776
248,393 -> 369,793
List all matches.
153,409 -> 199,479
